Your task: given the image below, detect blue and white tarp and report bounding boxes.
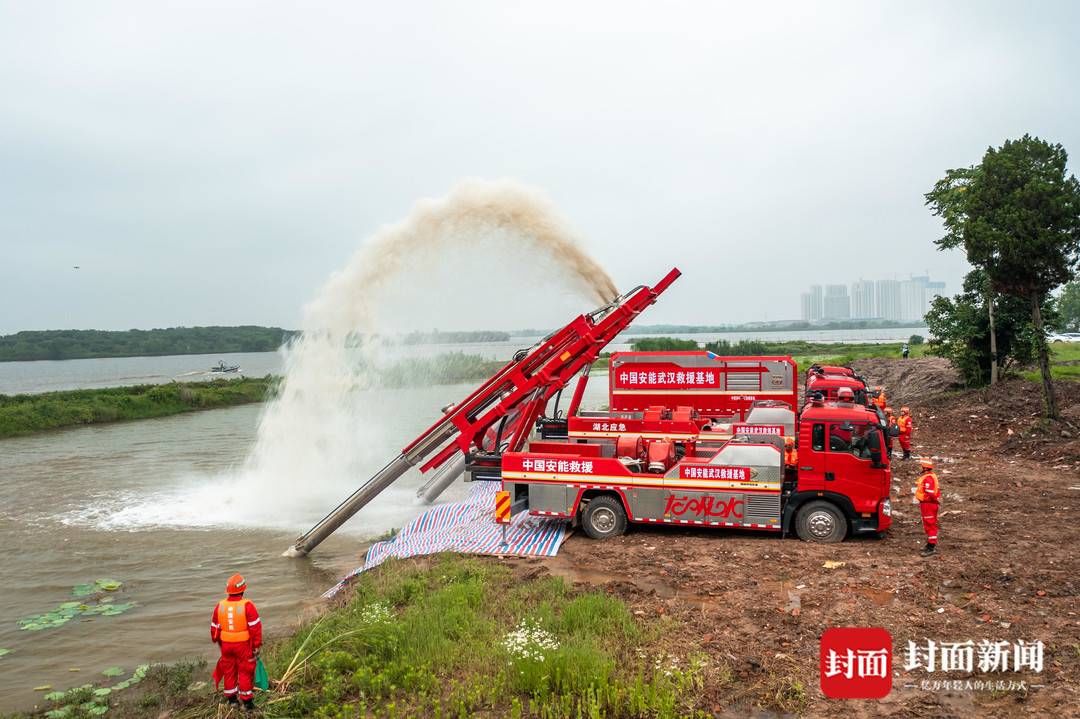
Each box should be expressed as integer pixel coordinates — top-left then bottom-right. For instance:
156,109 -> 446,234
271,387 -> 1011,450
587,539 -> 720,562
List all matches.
324,482 -> 569,598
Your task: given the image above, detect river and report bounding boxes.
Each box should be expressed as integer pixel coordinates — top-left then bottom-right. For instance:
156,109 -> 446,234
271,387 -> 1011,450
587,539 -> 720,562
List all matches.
0,375 -> 617,710
0,327 -> 925,395
0,328 -> 925,709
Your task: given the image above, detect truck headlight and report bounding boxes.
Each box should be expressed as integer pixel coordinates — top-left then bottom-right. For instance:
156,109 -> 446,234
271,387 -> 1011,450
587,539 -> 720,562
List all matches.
881,499 -> 892,517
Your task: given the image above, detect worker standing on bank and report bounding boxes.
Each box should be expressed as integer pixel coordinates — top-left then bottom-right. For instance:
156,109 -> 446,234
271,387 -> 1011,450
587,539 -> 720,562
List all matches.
897,406 -> 914,460
915,459 -> 941,556
211,574 -> 262,709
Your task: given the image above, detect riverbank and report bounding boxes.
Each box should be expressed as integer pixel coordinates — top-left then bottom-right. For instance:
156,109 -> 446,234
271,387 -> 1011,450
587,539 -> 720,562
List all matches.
9,554 -> 723,719
0,377 -> 275,439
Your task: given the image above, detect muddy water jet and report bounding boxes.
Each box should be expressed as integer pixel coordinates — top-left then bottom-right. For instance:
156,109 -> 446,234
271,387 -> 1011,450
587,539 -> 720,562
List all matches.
242,180 -> 617,533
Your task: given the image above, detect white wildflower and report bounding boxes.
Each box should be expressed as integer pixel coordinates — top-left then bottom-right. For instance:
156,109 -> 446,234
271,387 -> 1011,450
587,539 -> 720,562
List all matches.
359,602 -> 392,624
503,619 -> 559,662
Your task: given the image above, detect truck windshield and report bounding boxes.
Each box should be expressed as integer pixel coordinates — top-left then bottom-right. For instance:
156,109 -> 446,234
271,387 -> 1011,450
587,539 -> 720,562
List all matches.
829,423 -> 876,460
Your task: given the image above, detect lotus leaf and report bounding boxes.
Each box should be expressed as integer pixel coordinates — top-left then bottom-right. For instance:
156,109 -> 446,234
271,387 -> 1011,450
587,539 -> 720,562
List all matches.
95,579 -> 122,591
110,679 -> 131,690
101,666 -> 124,678
71,584 -> 95,597
93,687 -> 111,697
44,709 -> 71,719
133,664 -> 149,678
88,707 -> 108,716
44,691 -> 66,701
0,648 -> 11,658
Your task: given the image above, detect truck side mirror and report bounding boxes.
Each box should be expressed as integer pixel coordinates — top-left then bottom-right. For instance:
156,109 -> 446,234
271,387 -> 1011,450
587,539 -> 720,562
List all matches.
870,448 -> 882,465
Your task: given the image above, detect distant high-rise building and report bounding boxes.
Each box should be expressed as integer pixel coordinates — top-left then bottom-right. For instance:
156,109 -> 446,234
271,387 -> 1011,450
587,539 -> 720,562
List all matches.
899,280 -> 926,322
823,285 -> 851,320
806,285 -> 823,321
851,280 -> 876,319
876,280 -> 901,321
799,276 -> 945,324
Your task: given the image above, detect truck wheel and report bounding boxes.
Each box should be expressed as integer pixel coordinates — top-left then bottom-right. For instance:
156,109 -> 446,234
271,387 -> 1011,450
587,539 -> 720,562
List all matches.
796,501 -> 847,543
581,496 -> 628,540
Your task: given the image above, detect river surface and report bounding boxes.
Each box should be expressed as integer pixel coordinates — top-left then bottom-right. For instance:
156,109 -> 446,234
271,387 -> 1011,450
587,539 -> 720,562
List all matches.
0,327 -> 927,709
0,327 -> 925,395
0,376 -> 614,710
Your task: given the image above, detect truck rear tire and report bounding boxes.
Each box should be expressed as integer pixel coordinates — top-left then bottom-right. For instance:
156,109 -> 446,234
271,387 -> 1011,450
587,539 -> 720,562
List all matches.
581,496 -> 628,540
795,501 -> 847,543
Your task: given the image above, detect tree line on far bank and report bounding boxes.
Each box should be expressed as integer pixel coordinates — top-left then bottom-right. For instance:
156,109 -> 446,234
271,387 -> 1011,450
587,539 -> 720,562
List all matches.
0,326 -> 297,362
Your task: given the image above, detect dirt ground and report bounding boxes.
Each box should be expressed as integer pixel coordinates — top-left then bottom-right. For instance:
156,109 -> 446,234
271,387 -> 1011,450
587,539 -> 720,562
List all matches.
509,358 -> 1080,717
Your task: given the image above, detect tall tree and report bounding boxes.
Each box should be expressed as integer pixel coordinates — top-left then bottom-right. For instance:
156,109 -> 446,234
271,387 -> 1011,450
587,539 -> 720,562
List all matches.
926,135 -> 1080,419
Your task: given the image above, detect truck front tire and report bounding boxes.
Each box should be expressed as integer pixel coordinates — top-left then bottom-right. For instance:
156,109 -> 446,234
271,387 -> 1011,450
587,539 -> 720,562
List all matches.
581,496 -> 628,540
795,500 -> 848,543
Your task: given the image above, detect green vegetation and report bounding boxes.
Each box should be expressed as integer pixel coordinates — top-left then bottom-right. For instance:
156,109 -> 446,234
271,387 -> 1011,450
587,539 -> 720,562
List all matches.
7,557 -> 738,718
701,338 -> 923,368
1022,342 -> 1080,382
1059,278 -> 1080,332
616,320 -> 925,334
924,270 -> 1051,387
926,133 -> 1080,417
629,337 -> 700,351
19,580 -> 133,632
401,330 -> 510,344
0,377 -> 275,439
375,353 -> 505,388
611,337 -> 926,373
0,326 -> 297,362
3,556 -> 817,718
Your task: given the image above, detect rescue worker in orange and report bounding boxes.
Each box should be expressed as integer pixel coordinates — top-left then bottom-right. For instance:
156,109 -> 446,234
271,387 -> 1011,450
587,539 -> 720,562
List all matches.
872,386 -> 887,411
210,574 -> 262,709
783,436 -> 798,469
884,407 -> 898,458
915,459 -> 940,556
897,406 -> 914,460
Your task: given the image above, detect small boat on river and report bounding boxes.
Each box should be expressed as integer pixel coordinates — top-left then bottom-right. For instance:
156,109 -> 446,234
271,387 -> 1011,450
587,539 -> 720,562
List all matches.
211,360 -> 241,373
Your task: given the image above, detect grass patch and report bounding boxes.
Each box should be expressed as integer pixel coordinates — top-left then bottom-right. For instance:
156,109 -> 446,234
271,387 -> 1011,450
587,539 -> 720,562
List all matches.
1020,342 -> 1080,382
0,377 -> 277,438
261,555 -> 711,718
375,352 -> 505,388
10,556 -> 713,718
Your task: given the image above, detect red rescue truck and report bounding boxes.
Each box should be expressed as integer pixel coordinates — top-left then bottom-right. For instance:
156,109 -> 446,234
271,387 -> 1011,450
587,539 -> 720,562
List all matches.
805,366 -> 870,405
496,352 -> 893,543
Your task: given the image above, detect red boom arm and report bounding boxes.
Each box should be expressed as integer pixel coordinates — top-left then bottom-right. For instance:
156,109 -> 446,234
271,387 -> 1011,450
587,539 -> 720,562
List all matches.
409,268 -> 681,473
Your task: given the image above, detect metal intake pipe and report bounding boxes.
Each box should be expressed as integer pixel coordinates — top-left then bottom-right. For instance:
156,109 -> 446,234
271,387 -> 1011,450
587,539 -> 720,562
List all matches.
282,453 -> 415,557
415,453 -> 467,504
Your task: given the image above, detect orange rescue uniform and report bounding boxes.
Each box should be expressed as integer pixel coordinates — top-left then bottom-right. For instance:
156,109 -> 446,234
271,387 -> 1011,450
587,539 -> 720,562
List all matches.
916,471 -> 940,546
211,597 -> 262,702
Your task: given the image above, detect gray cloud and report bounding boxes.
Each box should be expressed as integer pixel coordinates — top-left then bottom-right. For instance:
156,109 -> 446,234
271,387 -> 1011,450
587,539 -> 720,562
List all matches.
2,0 -> 1078,333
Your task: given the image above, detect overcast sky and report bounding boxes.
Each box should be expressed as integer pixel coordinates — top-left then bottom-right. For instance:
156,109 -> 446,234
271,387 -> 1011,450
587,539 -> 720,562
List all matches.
2,0 -> 1078,334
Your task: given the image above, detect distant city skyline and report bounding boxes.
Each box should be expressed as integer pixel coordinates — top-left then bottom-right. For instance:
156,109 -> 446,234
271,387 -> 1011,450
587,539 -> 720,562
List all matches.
799,276 -> 947,323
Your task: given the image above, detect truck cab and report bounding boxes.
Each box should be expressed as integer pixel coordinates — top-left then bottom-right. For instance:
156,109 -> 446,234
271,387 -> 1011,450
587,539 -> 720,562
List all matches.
805,371 -> 869,406
785,398 -> 892,541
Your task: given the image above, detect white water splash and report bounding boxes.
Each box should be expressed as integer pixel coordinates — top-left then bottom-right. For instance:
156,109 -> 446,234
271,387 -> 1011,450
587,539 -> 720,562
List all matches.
96,180 -> 616,534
